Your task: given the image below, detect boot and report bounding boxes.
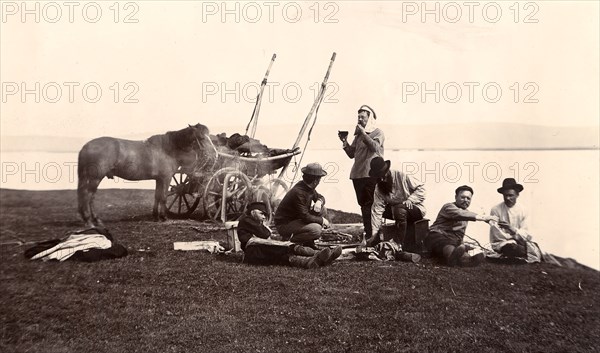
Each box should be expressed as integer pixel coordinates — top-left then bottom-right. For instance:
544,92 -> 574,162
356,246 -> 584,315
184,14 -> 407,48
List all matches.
288,247 -> 331,269
291,245 -> 317,257
396,251 -> 421,263
288,255 -> 318,269
459,252 -> 485,267
323,246 -> 343,265
314,248 -> 333,266
394,220 -> 408,246
443,244 -> 466,267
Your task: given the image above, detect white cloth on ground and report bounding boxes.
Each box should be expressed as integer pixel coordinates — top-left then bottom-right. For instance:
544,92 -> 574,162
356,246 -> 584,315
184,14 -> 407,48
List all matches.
30,233 -> 112,262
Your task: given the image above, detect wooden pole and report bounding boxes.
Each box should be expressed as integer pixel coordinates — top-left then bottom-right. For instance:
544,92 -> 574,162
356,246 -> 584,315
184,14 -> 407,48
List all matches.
245,54 -> 276,138
292,52 -> 336,148
278,52 -> 336,180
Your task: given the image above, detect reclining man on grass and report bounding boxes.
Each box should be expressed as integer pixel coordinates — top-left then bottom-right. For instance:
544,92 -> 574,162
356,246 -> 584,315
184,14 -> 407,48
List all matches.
238,202 -> 341,269
424,185 -> 498,267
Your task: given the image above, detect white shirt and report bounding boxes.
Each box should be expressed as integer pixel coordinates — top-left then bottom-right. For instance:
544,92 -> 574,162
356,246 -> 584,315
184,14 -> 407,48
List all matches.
371,169 -> 426,236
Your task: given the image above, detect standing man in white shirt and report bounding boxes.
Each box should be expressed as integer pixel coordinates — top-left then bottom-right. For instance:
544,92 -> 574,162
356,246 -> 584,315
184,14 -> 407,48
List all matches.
341,105 -> 385,242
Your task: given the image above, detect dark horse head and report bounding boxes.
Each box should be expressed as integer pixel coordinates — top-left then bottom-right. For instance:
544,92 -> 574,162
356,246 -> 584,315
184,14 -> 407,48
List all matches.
166,123 -> 218,171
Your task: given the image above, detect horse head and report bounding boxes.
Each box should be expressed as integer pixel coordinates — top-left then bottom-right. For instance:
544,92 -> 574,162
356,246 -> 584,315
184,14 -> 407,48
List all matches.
188,123 -> 218,168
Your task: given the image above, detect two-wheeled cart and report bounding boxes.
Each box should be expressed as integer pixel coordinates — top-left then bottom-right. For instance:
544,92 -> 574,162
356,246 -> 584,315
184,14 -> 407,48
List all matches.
165,53 -> 336,223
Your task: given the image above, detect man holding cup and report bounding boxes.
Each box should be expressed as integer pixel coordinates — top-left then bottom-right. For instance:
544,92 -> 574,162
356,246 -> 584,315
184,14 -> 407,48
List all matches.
340,105 -> 385,242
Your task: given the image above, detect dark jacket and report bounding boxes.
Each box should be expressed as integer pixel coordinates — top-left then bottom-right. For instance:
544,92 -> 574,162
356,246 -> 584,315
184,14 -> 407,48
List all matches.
237,213 -> 271,251
428,202 -> 477,242
274,181 -> 324,226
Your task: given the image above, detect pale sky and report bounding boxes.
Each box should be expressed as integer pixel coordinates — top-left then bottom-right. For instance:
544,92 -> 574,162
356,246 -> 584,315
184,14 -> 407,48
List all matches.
1,1 -> 599,139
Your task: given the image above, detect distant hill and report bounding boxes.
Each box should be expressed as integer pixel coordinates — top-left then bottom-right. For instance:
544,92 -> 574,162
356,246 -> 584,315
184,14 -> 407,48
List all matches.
261,123 -> 600,151
1,123 -> 598,153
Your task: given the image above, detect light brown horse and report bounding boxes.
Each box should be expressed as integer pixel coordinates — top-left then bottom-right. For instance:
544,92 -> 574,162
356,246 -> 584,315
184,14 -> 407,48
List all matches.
77,124 -> 216,227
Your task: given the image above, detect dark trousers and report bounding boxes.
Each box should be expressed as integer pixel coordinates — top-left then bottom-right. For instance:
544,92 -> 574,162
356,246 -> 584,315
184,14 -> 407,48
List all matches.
390,204 -> 424,245
352,177 -> 378,236
243,243 -> 291,265
243,244 -> 317,266
424,231 -> 462,258
500,243 -> 527,258
276,220 -> 322,245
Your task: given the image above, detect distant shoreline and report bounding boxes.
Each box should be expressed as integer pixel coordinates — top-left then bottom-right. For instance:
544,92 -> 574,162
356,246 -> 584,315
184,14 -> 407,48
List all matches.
2,147 -> 598,153
2,123 -> 599,153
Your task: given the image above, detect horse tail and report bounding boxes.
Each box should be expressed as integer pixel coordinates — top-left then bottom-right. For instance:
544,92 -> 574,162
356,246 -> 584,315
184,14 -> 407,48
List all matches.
77,142 -> 95,197
77,137 -> 118,189
77,142 -> 93,223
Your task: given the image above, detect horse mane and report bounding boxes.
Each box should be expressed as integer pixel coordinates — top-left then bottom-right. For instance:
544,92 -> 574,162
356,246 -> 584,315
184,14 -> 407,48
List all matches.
147,124 -> 210,152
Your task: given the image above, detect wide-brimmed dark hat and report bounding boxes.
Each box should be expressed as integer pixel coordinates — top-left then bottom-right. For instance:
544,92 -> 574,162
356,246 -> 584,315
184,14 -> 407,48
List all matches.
497,178 -> 524,193
369,157 -> 391,178
247,201 -> 268,214
301,163 -> 328,177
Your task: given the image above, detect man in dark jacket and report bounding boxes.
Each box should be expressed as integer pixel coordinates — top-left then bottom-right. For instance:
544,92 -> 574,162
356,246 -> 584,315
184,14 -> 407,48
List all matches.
274,163 -> 331,248
239,202 -> 341,269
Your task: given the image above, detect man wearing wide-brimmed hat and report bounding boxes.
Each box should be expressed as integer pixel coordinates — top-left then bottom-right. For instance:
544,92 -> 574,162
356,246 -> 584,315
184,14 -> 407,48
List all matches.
489,178 -> 542,263
238,202 -> 340,269
340,105 -> 385,242
368,157 -> 426,248
274,163 -> 332,249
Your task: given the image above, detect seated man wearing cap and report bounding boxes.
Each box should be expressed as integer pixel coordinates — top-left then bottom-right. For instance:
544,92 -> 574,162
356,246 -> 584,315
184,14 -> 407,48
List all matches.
340,105 -> 385,241
489,178 -> 542,263
424,185 -> 498,267
368,157 -> 426,249
274,163 -> 331,249
238,202 -> 340,269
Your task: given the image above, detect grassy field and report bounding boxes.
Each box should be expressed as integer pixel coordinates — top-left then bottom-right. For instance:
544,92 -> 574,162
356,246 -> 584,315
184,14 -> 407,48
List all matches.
1,189 -> 599,353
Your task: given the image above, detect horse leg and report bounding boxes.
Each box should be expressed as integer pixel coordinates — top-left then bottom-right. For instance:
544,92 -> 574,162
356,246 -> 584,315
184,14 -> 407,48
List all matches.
158,176 -> 171,221
89,185 -> 105,227
78,180 -> 94,228
154,179 -> 165,221
78,177 -> 102,228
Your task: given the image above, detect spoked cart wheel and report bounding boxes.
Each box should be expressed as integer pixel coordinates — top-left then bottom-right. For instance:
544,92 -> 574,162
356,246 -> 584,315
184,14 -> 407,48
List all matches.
265,178 -> 289,208
203,168 -> 252,222
259,178 -> 289,223
166,171 -> 201,218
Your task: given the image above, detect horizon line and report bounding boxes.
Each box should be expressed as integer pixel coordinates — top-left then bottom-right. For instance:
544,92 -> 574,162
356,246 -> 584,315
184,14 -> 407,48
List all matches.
1,147 -> 598,153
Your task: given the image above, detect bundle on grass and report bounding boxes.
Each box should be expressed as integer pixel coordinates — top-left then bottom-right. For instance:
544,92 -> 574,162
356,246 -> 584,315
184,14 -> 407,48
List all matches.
24,227 -> 127,262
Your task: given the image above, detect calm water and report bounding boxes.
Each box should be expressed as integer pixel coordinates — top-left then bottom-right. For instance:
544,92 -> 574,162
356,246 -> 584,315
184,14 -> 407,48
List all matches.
2,149 -> 599,270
